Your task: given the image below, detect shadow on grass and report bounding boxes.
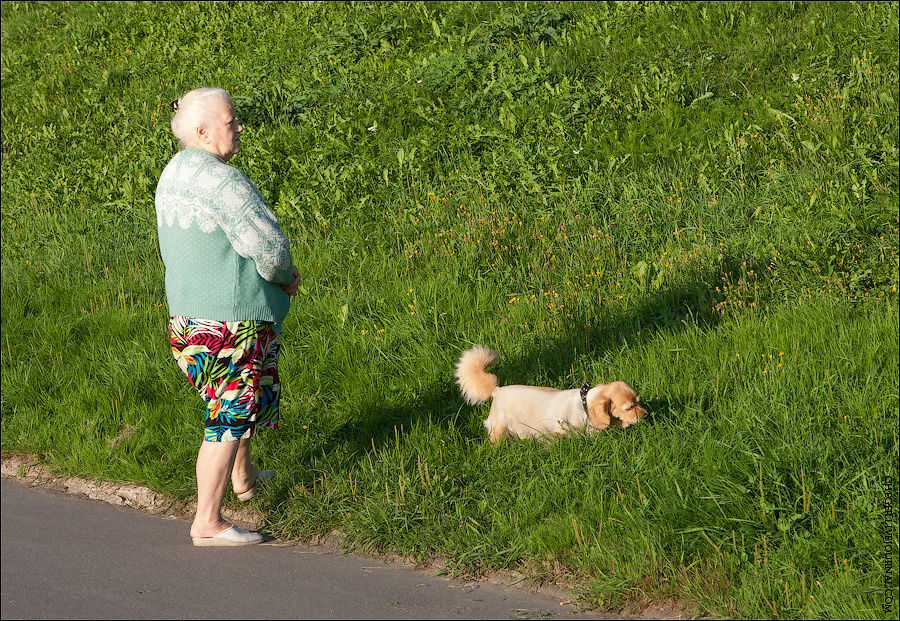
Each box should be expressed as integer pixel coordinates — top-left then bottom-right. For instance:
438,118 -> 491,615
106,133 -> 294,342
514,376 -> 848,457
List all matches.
322,254 -> 769,456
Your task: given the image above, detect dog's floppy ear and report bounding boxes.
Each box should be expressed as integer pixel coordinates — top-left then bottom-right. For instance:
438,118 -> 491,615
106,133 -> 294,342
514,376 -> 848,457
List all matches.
588,394 -> 612,430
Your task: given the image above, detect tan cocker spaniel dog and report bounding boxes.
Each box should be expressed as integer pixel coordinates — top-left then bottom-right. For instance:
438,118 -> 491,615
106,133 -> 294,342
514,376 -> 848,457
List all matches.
455,345 -> 647,442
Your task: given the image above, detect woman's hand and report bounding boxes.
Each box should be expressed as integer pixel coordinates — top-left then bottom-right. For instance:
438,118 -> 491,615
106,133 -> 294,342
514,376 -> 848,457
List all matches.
282,266 -> 301,297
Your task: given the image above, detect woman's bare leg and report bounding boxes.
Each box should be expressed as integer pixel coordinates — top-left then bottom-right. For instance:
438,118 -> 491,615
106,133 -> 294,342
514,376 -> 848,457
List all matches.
230,437 -> 258,495
190,440 -> 240,538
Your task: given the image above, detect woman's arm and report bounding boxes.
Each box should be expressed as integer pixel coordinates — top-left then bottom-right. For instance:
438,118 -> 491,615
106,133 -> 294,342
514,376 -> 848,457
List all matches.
216,174 -> 296,286
282,265 -> 301,296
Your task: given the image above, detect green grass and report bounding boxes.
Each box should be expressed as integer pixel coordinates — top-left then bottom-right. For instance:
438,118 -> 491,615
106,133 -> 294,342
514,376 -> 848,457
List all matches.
2,1 -> 898,618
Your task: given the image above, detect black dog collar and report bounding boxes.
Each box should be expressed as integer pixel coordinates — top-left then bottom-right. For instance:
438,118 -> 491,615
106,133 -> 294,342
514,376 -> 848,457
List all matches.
580,382 -> 592,412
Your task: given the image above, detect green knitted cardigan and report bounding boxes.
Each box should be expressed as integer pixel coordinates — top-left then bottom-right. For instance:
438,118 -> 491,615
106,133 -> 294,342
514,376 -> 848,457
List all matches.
155,146 -> 295,326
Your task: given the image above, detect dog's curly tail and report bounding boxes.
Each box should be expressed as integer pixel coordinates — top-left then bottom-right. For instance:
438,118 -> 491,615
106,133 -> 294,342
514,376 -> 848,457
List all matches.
455,345 -> 499,405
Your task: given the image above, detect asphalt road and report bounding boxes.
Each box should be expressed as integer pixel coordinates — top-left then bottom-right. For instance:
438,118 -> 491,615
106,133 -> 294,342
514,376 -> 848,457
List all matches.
1,477 -> 609,620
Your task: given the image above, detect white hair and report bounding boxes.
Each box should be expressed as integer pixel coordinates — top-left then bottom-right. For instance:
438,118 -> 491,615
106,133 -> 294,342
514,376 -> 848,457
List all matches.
170,87 -> 232,148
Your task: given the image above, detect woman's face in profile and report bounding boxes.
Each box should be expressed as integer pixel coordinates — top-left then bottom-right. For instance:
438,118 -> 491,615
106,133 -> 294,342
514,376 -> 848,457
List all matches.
203,99 -> 243,162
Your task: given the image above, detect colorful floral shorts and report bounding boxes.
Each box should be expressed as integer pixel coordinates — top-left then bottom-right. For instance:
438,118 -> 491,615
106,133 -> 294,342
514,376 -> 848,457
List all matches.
168,316 -> 281,442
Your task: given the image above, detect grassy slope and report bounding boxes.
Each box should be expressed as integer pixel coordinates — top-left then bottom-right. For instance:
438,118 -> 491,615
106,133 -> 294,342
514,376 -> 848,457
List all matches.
1,1 -> 898,618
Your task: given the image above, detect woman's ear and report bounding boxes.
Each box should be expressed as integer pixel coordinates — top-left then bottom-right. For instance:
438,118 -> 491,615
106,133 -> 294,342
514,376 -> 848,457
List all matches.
195,124 -> 208,145
588,396 -> 611,430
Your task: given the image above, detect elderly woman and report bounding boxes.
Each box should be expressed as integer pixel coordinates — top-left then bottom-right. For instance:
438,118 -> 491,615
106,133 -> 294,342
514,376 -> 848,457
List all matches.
156,87 -> 300,546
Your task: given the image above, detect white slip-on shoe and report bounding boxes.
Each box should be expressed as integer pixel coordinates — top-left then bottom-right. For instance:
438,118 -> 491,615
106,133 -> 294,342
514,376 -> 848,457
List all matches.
191,526 -> 263,547
235,469 -> 275,502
